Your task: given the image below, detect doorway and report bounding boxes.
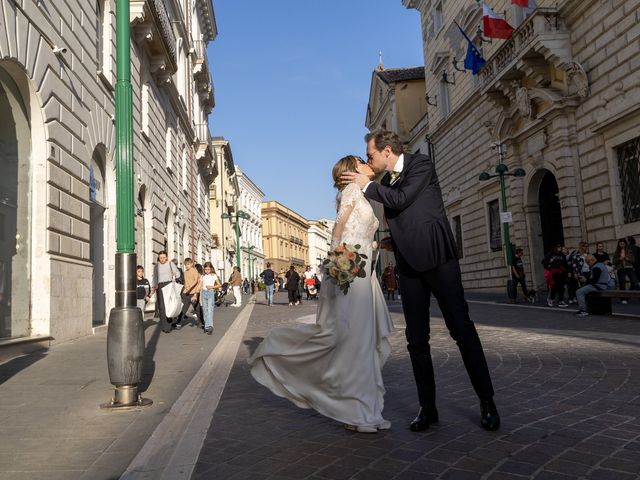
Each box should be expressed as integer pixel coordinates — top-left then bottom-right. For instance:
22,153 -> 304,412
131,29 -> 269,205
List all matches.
90,150 -> 107,326
0,66 -> 32,338
538,170 -> 564,255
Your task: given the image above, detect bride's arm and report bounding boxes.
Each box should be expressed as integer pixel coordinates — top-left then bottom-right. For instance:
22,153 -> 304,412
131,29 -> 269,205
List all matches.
331,185 -> 358,248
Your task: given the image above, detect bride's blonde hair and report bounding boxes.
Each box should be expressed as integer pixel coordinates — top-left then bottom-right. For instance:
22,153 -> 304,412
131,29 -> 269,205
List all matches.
332,155 -> 361,190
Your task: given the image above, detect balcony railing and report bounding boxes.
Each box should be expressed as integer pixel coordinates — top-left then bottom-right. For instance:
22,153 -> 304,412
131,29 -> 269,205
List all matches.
290,257 -> 306,266
479,8 -> 571,92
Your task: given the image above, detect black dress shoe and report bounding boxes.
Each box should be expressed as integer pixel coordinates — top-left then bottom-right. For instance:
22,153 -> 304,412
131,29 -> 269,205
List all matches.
480,399 -> 500,431
409,406 -> 439,432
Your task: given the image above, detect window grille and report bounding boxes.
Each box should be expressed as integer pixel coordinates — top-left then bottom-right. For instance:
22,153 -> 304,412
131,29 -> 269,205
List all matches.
617,137 -> 640,224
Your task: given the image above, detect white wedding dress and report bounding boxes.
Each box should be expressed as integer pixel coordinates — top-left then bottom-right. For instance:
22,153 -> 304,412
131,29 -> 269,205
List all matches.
249,183 -> 394,429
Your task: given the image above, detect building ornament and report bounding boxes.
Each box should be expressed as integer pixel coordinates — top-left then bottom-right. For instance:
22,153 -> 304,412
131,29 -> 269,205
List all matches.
564,61 -> 589,98
512,81 -> 533,120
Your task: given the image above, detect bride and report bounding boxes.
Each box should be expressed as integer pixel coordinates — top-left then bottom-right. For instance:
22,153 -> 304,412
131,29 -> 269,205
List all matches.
249,155 -> 394,433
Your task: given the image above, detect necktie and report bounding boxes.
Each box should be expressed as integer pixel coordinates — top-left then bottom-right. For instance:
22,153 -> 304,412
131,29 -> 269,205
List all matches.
390,171 -> 400,185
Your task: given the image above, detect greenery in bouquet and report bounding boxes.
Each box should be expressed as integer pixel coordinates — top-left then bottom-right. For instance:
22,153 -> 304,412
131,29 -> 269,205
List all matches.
322,243 -> 367,295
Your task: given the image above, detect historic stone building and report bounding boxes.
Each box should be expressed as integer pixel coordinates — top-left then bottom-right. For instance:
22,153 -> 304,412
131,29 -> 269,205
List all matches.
236,165 -> 265,281
0,0 -> 217,350
261,201 -> 309,275
307,219 -> 333,275
210,137 -> 240,283
365,64 -> 428,276
397,0 -> 640,291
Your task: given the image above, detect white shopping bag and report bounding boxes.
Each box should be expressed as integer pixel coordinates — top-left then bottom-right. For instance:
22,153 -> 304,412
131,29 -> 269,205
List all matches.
161,280 -> 182,318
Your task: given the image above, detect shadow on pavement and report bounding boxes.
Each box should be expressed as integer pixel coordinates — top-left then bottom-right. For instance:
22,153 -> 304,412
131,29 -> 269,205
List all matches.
243,336 -> 264,357
0,350 -> 47,386
138,317 -> 161,393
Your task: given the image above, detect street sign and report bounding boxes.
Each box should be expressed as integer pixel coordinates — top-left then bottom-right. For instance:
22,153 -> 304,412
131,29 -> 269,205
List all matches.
500,211 -> 513,223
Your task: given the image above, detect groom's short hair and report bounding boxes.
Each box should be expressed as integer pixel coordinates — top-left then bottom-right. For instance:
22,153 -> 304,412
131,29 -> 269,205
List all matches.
364,130 -> 404,155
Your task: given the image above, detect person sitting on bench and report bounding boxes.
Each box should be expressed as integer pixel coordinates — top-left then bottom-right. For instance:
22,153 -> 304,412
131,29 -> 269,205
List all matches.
575,255 -> 611,316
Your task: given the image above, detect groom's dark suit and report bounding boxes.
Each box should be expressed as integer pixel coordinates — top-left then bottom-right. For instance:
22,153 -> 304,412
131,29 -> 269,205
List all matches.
364,152 -> 495,408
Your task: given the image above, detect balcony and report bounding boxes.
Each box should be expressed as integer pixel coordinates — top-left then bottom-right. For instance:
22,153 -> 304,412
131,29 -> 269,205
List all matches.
289,236 -> 304,246
131,0 -> 177,84
192,40 -> 215,113
290,257 -> 306,266
479,8 -> 588,116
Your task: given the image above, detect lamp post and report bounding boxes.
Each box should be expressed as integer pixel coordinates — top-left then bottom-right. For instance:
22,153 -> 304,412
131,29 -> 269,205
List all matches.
103,0 -> 150,408
246,245 -> 255,279
221,210 -> 250,268
479,153 -> 525,296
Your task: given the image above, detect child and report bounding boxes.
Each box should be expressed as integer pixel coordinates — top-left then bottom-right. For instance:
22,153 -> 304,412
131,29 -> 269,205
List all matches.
136,265 -> 151,314
201,262 -> 221,335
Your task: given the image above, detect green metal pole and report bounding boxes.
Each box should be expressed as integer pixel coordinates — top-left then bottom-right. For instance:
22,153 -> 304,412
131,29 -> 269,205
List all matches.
235,215 -> 241,268
104,0 -> 150,409
115,0 -> 134,253
499,173 -> 512,267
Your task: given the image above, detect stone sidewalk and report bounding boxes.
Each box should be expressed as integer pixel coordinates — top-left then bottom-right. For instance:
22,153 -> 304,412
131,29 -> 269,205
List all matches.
0,299 -> 248,480
192,294 -> 640,480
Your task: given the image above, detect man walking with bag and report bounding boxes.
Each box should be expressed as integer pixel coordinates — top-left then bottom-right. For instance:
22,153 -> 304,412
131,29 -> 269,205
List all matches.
229,266 -> 243,307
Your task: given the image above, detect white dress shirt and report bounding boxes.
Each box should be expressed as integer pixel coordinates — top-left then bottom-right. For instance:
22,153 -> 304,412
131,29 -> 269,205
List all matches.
363,154 -> 405,193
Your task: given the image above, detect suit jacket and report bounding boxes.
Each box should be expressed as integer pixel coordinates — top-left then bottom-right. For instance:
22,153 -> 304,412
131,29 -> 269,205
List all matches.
364,152 -> 458,273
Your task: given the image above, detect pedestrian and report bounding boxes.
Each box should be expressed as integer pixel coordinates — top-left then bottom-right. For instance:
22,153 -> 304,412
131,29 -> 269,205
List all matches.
200,262 -> 221,334
593,242 -> 611,265
342,130 -> 500,432
229,266 -> 243,307
627,236 -> 640,281
575,255 -> 611,316
510,248 -> 529,302
567,242 -> 589,304
542,245 -> 569,307
285,265 -> 300,306
303,266 -> 314,300
136,265 -> 151,314
177,258 -> 201,329
251,278 -> 256,294
151,250 -> 181,333
242,277 -> 250,294
194,263 -> 204,328
382,262 -> 398,300
260,262 -> 276,306
613,238 -> 639,304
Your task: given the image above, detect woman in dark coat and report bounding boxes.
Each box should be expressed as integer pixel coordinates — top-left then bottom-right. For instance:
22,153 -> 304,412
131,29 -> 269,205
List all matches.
285,265 -> 301,306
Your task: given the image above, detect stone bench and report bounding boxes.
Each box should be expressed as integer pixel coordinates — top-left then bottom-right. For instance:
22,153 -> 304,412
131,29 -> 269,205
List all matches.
586,289 -> 640,315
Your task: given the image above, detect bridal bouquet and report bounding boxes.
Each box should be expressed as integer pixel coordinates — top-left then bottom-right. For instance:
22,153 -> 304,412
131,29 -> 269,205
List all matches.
322,243 -> 367,295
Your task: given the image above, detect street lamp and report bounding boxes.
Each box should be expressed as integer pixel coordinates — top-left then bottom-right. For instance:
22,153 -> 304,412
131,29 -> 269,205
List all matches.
479,154 -> 526,297
221,210 -> 250,268
103,0 -> 151,409
246,245 -> 256,279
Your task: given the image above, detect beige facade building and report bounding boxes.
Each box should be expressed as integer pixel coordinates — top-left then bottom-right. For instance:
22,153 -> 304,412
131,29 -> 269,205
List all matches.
0,0 -> 217,350
393,0 -> 640,291
210,137 -> 240,283
261,201 -> 309,275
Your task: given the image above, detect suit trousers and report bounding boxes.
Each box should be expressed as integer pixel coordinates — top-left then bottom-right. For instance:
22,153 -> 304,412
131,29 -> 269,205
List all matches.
398,258 -> 495,407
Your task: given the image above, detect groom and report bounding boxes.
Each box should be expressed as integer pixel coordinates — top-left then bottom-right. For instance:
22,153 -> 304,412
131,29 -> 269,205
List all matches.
341,130 -> 500,432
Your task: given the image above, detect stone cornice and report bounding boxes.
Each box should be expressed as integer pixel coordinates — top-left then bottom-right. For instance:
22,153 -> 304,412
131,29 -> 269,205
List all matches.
196,0 -> 218,42
131,0 -> 177,76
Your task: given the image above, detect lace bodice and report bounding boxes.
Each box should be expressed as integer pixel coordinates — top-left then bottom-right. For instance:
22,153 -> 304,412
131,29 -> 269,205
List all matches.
331,183 -> 379,250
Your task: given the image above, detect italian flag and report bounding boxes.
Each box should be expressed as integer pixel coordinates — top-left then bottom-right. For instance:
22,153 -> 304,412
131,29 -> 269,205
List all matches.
483,3 -> 515,39
512,0 -> 536,7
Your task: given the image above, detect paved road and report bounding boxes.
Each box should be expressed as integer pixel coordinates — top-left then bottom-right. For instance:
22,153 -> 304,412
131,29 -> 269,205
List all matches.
192,293 -> 640,480
0,301 -> 246,480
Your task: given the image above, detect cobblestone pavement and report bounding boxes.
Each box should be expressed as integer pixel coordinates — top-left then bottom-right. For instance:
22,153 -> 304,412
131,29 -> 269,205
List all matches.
193,292 -> 640,480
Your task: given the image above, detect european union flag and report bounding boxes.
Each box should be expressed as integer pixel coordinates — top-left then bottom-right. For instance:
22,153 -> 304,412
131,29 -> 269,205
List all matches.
455,22 -> 486,75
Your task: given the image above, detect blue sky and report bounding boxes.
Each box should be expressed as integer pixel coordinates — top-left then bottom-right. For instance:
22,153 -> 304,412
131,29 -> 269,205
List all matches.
207,1 -> 424,220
